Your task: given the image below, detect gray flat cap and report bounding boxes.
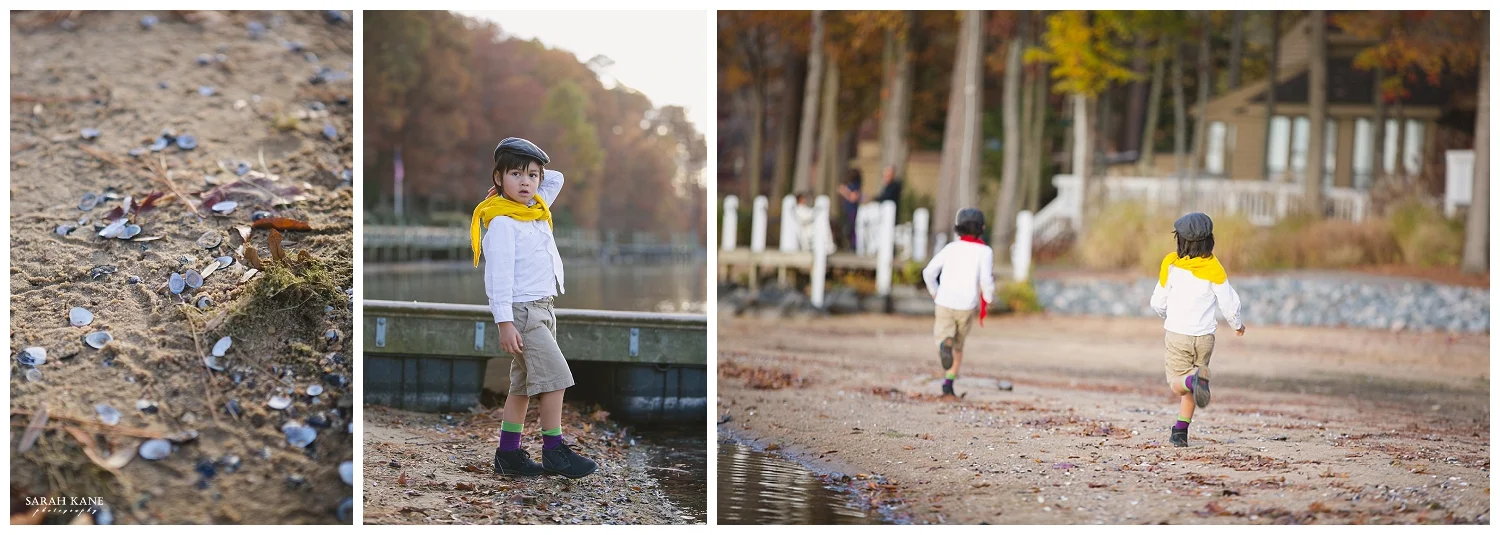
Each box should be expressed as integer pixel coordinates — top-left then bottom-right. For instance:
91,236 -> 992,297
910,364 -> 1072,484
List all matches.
1173,212 -> 1214,241
493,137 -> 549,165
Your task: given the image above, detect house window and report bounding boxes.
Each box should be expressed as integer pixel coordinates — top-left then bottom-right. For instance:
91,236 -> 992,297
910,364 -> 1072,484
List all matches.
1266,116 -> 1291,179
1353,118 -> 1374,189
1289,116 -> 1310,178
1322,119 -> 1337,188
1206,121 -> 1228,176
1403,119 -> 1425,175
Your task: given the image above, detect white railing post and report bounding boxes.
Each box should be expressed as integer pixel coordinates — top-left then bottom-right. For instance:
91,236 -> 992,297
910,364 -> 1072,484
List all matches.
1013,210 -> 1033,282
750,195 -> 769,253
779,195 -> 799,252
810,200 -> 829,308
912,208 -> 930,261
721,196 -> 739,251
876,200 -> 897,297
857,203 -> 878,257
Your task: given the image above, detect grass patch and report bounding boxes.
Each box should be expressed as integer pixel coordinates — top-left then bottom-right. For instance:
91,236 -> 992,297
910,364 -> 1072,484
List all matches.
1000,281 -> 1042,313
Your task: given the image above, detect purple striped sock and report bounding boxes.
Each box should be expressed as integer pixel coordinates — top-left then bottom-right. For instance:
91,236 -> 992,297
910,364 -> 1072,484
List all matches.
543,433 -> 563,450
1174,419 -> 1190,431
1184,374 -> 1195,392
943,378 -> 954,387
499,430 -> 522,452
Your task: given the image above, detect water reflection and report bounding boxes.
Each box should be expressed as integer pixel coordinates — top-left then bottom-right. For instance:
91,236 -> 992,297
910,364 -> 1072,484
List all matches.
717,442 -> 880,525
364,261 -> 706,313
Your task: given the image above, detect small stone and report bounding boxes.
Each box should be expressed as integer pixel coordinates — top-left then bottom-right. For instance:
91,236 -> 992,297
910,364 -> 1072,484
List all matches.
339,461 -> 353,485
211,201 -> 238,214
322,123 -> 337,140
225,399 -> 243,418
283,422 -> 317,448
268,396 -> 292,410
307,384 -> 324,397
140,15 -> 158,30
70,307 -> 93,327
196,296 -> 212,310
80,128 -> 101,140
90,265 -> 117,279
198,86 -> 216,97
177,134 -> 198,150
169,272 -> 186,294
56,224 -> 76,235
197,53 -> 213,66
136,399 -> 157,413
252,210 -> 273,222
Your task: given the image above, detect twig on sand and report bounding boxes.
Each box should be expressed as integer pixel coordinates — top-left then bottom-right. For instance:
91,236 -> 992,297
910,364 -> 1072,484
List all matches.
77,144 -> 204,220
10,92 -> 96,103
179,304 -> 222,424
10,409 -> 167,439
646,466 -> 691,474
18,403 -> 49,453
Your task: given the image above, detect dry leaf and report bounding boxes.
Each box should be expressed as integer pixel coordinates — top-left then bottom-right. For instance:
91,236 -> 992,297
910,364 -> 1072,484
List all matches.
590,410 -> 611,423
398,471 -> 408,486
252,217 -> 312,231
19,404 -> 48,453
269,229 -> 286,263
455,482 -> 476,491
297,249 -> 312,265
245,245 -> 264,269
765,443 -> 780,451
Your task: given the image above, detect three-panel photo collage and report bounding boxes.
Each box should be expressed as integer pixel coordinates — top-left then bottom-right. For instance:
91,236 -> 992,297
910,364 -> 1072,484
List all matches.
4,7 -> 1492,527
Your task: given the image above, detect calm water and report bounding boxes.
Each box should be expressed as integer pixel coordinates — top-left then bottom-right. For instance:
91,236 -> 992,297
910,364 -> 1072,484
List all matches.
718,442 -> 882,525
639,427 -> 708,523
364,261 -> 706,313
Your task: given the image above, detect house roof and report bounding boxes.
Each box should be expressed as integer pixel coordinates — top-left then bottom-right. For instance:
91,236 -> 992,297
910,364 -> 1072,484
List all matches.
1248,57 -> 1463,108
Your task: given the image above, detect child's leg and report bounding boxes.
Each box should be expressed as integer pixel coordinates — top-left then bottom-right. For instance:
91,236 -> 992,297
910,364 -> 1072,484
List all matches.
539,389 -> 565,450
498,394 -> 530,451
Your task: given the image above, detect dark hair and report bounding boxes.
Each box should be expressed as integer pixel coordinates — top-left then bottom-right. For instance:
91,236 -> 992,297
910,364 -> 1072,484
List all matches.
954,221 -> 984,237
845,168 -> 862,186
492,151 -> 545,189
1175,232 -> 1215,259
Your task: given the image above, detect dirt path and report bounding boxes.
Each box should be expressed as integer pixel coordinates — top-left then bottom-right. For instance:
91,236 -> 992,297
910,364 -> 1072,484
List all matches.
362,405 -> 697,525
718,314 -> 1490,525
10,11 -> 353,524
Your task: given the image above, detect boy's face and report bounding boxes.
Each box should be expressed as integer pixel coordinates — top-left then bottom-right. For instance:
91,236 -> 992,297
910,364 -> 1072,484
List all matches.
496,161 -> 543,203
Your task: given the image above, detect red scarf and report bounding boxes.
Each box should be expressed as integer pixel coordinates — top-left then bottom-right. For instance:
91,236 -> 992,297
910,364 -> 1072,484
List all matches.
958,235 -> 988,326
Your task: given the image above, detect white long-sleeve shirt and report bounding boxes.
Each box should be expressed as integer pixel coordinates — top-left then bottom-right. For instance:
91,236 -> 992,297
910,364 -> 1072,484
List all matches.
1150,264 -> 1244,336
922,241 -> 995,311
482,169 -> 567,323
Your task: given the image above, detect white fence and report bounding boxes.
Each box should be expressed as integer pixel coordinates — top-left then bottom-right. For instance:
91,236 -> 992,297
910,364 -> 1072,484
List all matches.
1032,175 -> 1372,242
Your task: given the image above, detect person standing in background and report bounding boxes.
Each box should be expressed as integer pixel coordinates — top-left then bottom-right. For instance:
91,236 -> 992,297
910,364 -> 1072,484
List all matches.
836,169 -> 863,249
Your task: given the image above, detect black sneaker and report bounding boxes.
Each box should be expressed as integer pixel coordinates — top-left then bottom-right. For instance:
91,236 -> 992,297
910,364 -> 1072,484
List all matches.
941,382 -> 956,397
1170,427 -> 1189,447
541,442 -> 597,479
1193,376 -> 1211,408
494,447 -> 543,476
939,337 -> 954,371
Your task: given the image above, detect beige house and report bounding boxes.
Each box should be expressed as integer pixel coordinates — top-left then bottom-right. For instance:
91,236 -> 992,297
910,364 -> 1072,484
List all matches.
1187,15 -> 1469,191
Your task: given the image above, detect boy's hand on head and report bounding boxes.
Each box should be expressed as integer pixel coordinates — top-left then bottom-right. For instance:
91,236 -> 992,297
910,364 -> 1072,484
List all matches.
487,185 -> 499,198
498,322 -> 524,354
1236,325 -> 1246,337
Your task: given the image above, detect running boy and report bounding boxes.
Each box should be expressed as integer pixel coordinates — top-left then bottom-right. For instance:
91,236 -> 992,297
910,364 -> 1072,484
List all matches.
1149,212 -> 1246,448
921,208 -> 995,398
471,137 -> 597,478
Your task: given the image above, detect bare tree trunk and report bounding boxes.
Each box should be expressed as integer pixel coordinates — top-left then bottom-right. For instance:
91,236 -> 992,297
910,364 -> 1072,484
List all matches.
1264,11 -> 1280,180
1126,36 -> 1149,155
792,10 -> 825,194
1074,95 -> 1097,237
1189,11 -> 1212,204
746,86 -> 765,199
1172,36 -> 1187,179
1461,21 -> 1489,273
771,56 -> 804,203
1394,100 -> 1407,178
879,11 -> 916,175
957,10 -> 985,212
1019,20 -> 1037,213
1028,64 -> 1050,212
1305,10 -> 1327,215
816,58 -> 840,197
1228,11 -> 1245,90
1140,38 -> 1165,176
935,13 -> 969,240
993,32 -> 1024,245
1372,63 -> 1387,186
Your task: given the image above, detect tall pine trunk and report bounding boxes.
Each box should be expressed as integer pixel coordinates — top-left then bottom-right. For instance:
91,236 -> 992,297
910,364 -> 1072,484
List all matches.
792,11 -> 825,194
957,10 -> 985,213
1028,64 -> 1050,212
1305,10 -> 1327,215
1189,11 -> 1212,202
879,12 -> 916,175
771,56 -> 804,203
1372,63 -> 1387,187
1172,36 -> 1187,179
994,31 -> 1024,246
746,86 -> 765,199
1264,11 -> 1280,180
1140,38 -> 1165,176
1126,37 -> 1149,156
1461,20 -> 1489,273
1227,11 -> 1245,90
816,58 -> 840,196
1019,19 -> 1037,214
935,13 -> 970,242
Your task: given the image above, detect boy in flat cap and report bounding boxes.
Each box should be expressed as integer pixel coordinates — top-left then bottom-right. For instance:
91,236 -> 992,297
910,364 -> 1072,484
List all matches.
1149,212 -> 1246,447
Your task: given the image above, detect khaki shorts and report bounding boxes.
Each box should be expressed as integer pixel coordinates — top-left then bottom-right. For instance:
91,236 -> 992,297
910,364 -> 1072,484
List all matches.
1164,331 -> 1215,386
934,305 -> 977,351
506,298 -> 575,397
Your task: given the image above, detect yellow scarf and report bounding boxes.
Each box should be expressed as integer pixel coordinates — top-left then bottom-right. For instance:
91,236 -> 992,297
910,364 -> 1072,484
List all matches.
470,194 -> 552,266
1158,253 -> 1227,287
